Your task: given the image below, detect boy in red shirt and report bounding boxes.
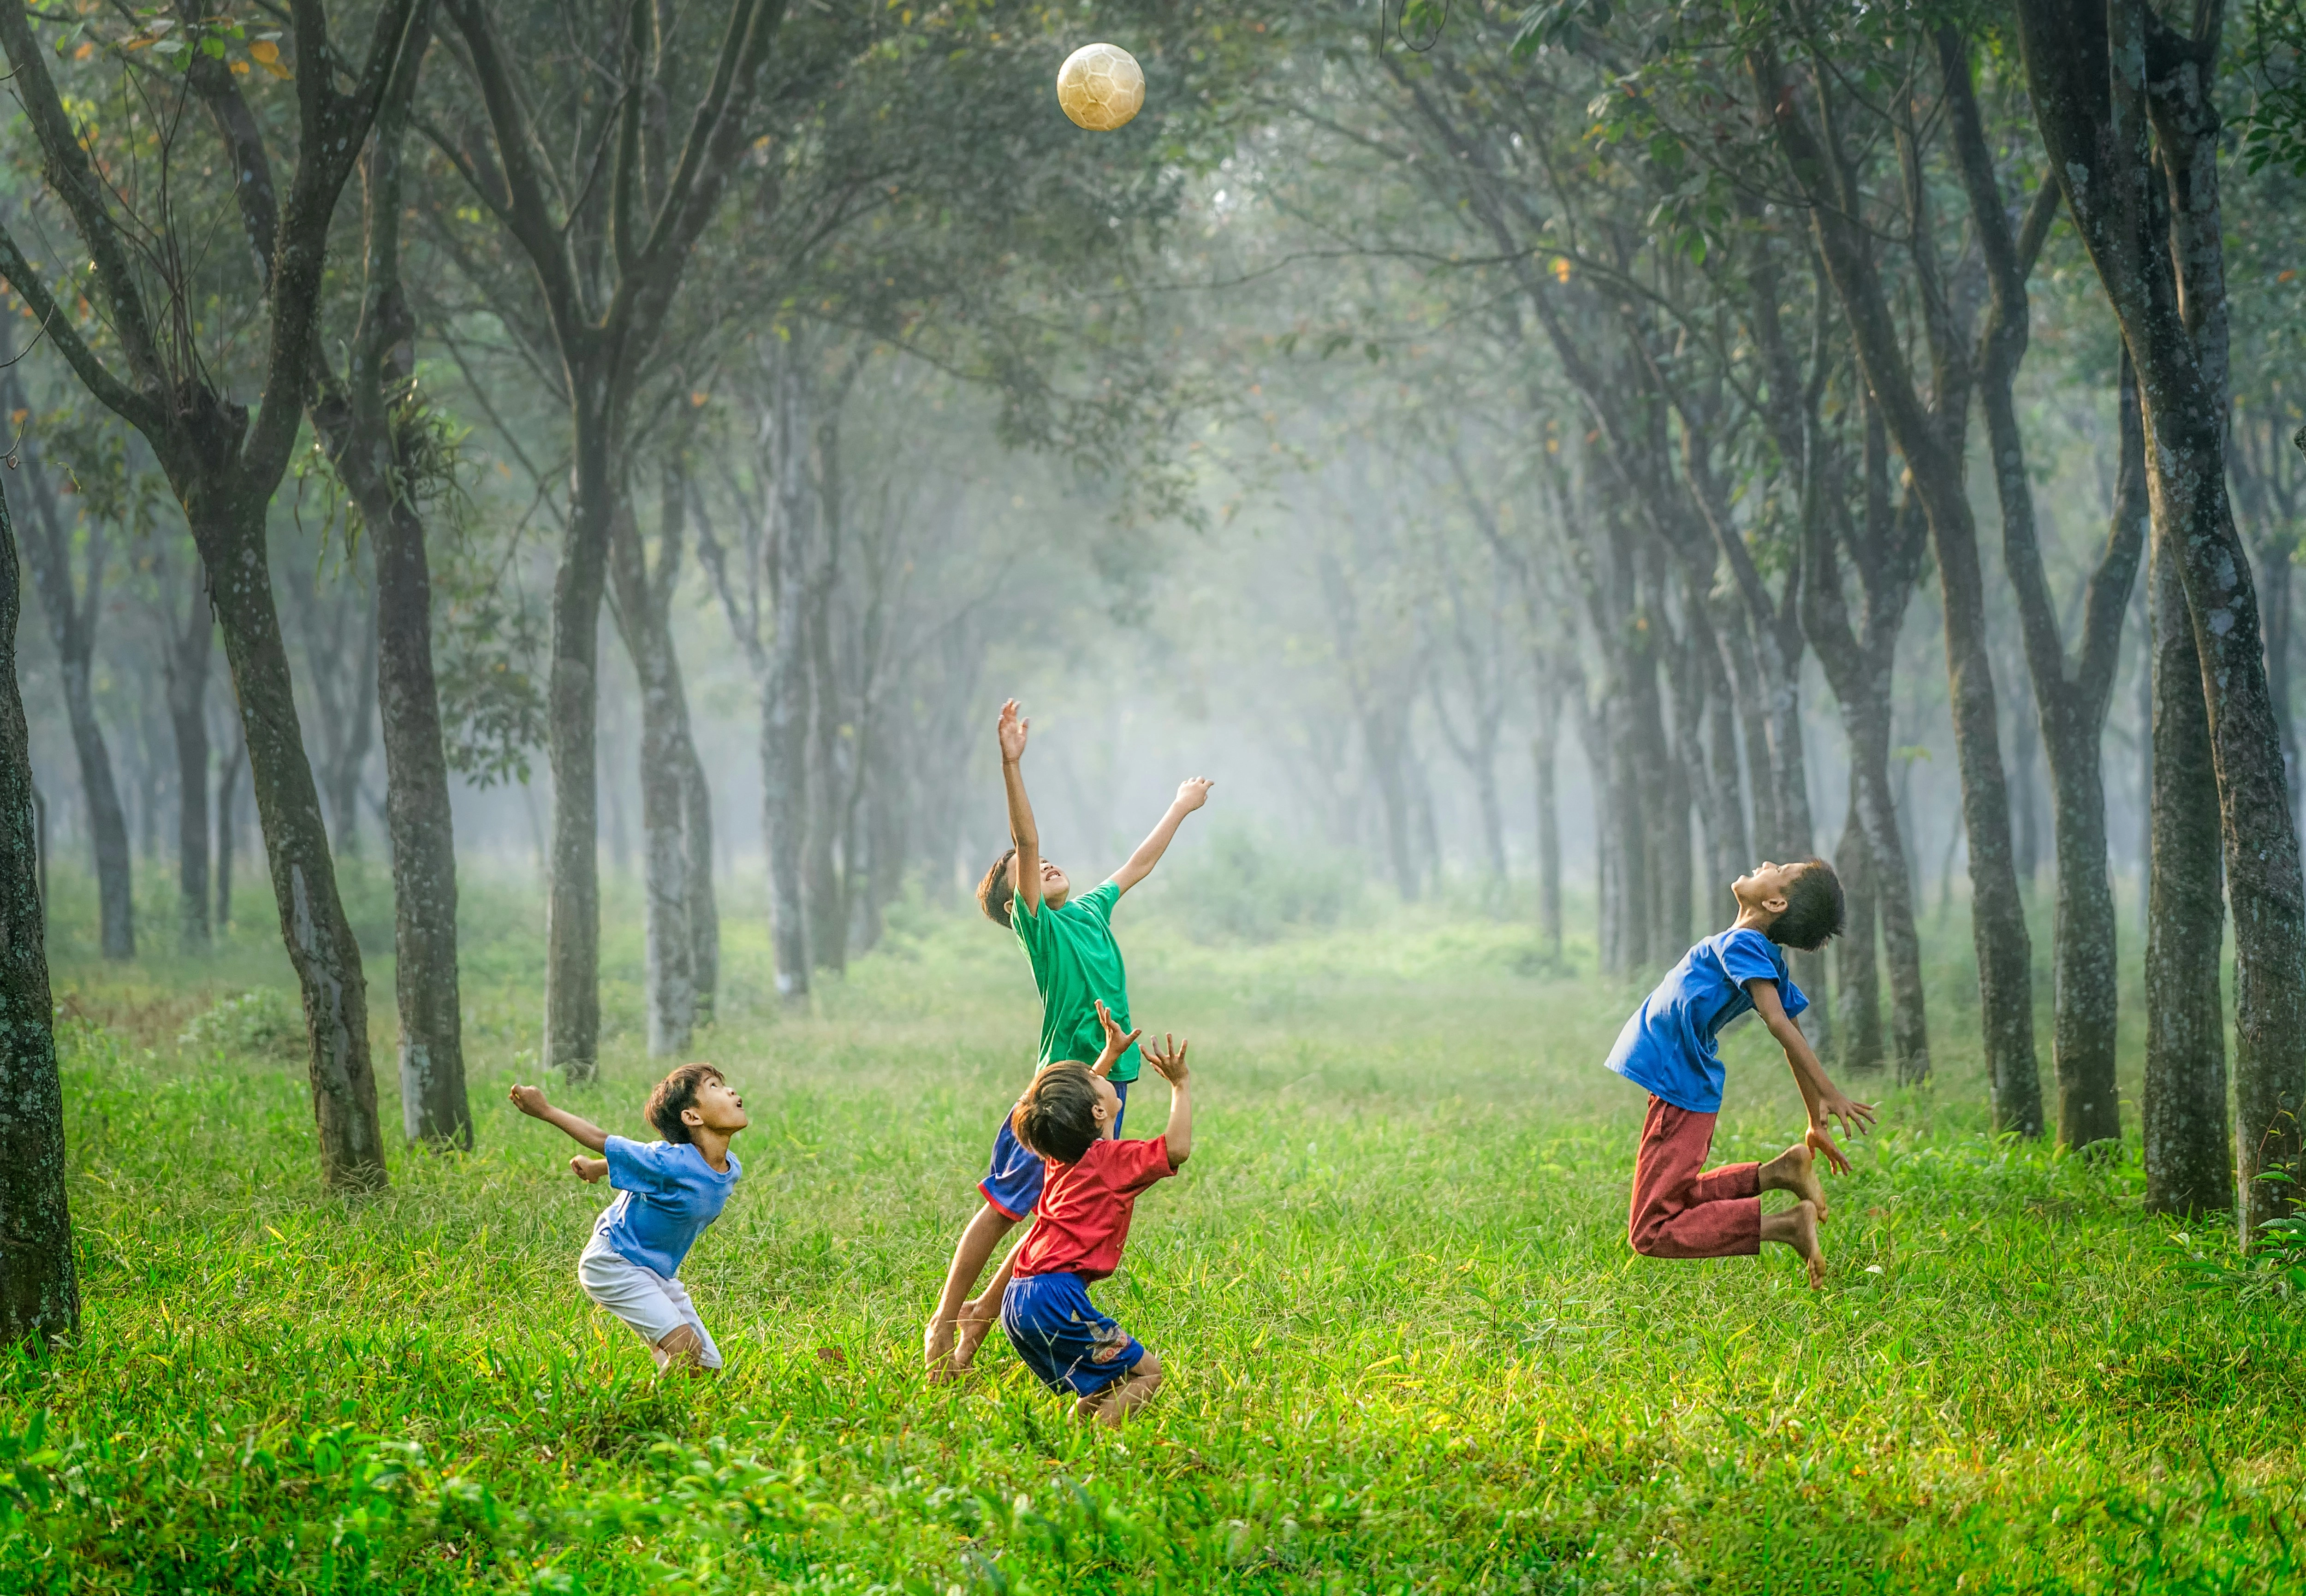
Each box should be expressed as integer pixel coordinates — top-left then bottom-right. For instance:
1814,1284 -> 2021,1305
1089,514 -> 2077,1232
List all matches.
988,1019 -> 1192,1426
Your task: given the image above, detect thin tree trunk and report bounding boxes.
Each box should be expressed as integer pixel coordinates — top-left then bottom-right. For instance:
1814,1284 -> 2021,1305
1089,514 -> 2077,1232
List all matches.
165,602 -> 212,949
763,346 -> 815,1001
10,426 -> 133,959
304,18 -> 470,1148
682,739 -> 718,1026
0,478 -> 77,1346
1533,688 -> 1563,960
2145,514 -> 2232,1214
198,497 -> 391,1190
1835,774 -> 1884,1071
215,731 -> 243,931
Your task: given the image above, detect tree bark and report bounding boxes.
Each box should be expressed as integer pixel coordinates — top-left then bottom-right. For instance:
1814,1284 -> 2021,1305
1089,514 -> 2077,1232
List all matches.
762,345 -> 817,999
1533,682 -> 1563,960
215,731 -> 244,931
7,412 -> 133,959
0,475 -> 77,1347
607,468 -> 713,1054
163,596 -> 213,949
1835,774 -> 1884,1071
2145,511 -> 2233,1214
2014,0 -> 2305,1233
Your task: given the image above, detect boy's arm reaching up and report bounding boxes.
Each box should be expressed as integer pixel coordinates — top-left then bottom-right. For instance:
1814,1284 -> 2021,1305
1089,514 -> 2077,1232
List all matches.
1142,1033 -> 1193,1167
998,700 -> 1043,916
1747,981 -> 1876,1173
1109,778 -> 1215,896
1088,999 -> 1143,1078
509,1084 -> 611,1153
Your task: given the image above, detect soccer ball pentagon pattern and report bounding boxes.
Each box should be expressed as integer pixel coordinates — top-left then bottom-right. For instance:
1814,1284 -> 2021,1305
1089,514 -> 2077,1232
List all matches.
1056,42 -> 1145,131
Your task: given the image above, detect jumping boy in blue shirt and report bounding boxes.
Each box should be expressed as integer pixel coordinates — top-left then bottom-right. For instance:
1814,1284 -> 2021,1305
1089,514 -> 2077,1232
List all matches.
510,1063 -> 747,1371
922,697 -> 1212,1377
1607,859 -> 1875,1288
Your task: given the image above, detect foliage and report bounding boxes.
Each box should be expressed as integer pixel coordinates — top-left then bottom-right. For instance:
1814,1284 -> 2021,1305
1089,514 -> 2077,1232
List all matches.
176,987 -> 304,1063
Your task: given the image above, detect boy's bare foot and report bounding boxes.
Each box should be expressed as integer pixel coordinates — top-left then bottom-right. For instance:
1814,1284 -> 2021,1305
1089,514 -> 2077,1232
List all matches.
1759,1198 -> 1825,1288
951,1298 -> 998,1371
1761,1142 -> 1829,1222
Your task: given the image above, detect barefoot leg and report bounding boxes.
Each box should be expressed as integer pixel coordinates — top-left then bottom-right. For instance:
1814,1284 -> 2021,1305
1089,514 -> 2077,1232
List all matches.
1077,1350 -> 1164,1427
1758,1142 -> 1828,1222
924,1204 -> 1018,1378
1760,1199 -> 1824,1288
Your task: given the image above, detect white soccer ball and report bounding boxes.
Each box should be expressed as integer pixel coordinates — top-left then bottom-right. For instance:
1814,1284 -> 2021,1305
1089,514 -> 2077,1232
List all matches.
1056,42 -> 1145,132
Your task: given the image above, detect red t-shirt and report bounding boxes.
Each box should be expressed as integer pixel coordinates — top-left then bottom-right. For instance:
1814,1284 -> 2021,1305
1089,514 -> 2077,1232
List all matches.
1013,1135 -> 1176,1282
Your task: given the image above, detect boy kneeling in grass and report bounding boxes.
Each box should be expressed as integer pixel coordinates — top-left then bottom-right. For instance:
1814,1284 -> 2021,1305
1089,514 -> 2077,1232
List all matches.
509,1063 -> 747,1372
1605,859 -> 1875,1288
982,1011 -> 1192,1426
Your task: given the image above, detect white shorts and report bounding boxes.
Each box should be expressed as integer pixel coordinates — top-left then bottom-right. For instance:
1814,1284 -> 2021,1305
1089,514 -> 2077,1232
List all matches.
577,1231 -> 724,1370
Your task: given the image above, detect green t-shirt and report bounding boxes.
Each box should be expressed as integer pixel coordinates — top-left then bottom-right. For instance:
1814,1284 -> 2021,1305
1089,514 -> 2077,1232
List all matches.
1011,878 -> 1139,1083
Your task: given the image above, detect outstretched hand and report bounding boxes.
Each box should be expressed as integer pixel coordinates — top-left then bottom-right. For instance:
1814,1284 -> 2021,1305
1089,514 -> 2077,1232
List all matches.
1805,1124 -> 1852,1177
1142,1032 -> 1189,1087
997,699 -> 1029,763
1173,777 -> 1214,812
1815,1086 -> 1877,1143
1091,999 -> 1143,1076
571,1154 -> 608,1183
509,1083 -> 551,1118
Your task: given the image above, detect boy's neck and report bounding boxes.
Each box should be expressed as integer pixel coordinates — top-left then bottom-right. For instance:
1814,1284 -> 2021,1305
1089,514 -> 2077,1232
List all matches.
1729,907 -> 1776,936
689,1128 -> 734,1171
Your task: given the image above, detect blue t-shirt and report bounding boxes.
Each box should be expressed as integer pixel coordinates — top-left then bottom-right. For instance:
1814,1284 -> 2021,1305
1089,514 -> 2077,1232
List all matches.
592,1135 -> 741,1278
1604,928 -> 1809,1113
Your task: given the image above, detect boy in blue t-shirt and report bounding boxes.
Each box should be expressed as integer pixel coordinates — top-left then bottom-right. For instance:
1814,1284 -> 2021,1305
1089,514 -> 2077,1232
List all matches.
1606,859 -> 1875,1288
510,1063 -> 747,1371
922,698 -> 1212,1377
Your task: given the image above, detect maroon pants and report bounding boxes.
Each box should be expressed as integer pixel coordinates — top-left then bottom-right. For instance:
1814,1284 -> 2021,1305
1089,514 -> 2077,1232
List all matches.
1628,1095 -> 1760,1258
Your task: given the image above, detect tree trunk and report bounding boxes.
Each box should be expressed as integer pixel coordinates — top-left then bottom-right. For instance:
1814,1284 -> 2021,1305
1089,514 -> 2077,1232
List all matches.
373,492 -> 468,1146
164,603 -> 212,949
1533,686 -> 1563,960
2145,513 -> 2232,1214
12,441 -> 134,959
608,488 -> 701,1056
762,348 -> 815,1002
1835,774 -> 1884,1071
542,398 -> 613,1077
195,494 -> 390,1190
215,731 -> 243,931
682,740 -> 718,1026
2014,0 -> 2305,1238
0,478 -> 77,1347
2009,680 -> 2044,890
1757,47 -> 2038,1131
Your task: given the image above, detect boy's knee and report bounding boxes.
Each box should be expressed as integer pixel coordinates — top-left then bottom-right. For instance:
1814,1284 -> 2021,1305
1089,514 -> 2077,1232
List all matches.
1129,1347 -> 1163,1382
1628,1213 -> 1668,1257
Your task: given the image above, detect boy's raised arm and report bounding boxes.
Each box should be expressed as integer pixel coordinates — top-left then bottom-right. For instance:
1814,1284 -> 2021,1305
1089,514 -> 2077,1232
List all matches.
1746,982 -> 1875,1173
998,699 -> 1043,915
1110,777 -> 1214,896
1143,1034 -> 1193,1166
509,1084 -> 611,1153
1088,999 -> 1143,1078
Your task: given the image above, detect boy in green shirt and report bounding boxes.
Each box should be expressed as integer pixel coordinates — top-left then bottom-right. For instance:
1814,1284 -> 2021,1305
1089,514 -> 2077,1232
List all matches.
923,698 -> 1212,1377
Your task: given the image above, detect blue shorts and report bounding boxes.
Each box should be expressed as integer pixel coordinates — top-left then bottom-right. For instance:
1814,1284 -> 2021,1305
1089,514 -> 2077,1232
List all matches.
979,1080 -> 1128,1220
1000,1271 -> 1144,1397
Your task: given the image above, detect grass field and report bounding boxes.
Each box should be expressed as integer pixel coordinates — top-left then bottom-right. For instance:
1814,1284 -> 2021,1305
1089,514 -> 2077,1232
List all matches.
5,862 -> 2302,1594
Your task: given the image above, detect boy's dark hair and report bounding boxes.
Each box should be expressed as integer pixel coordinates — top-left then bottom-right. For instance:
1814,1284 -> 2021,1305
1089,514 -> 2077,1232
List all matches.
1768,858 -> 1847,952
645,1062 -> 726,1144
1010,1062 -> 1102,1164
977,846 -> 1018,929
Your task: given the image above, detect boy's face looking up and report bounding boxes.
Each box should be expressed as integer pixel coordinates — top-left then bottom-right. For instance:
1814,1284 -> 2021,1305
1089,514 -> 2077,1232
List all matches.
1015,854 -> 1071,909
682,1076 -> 750,1137
1732,860 -> 1806,923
